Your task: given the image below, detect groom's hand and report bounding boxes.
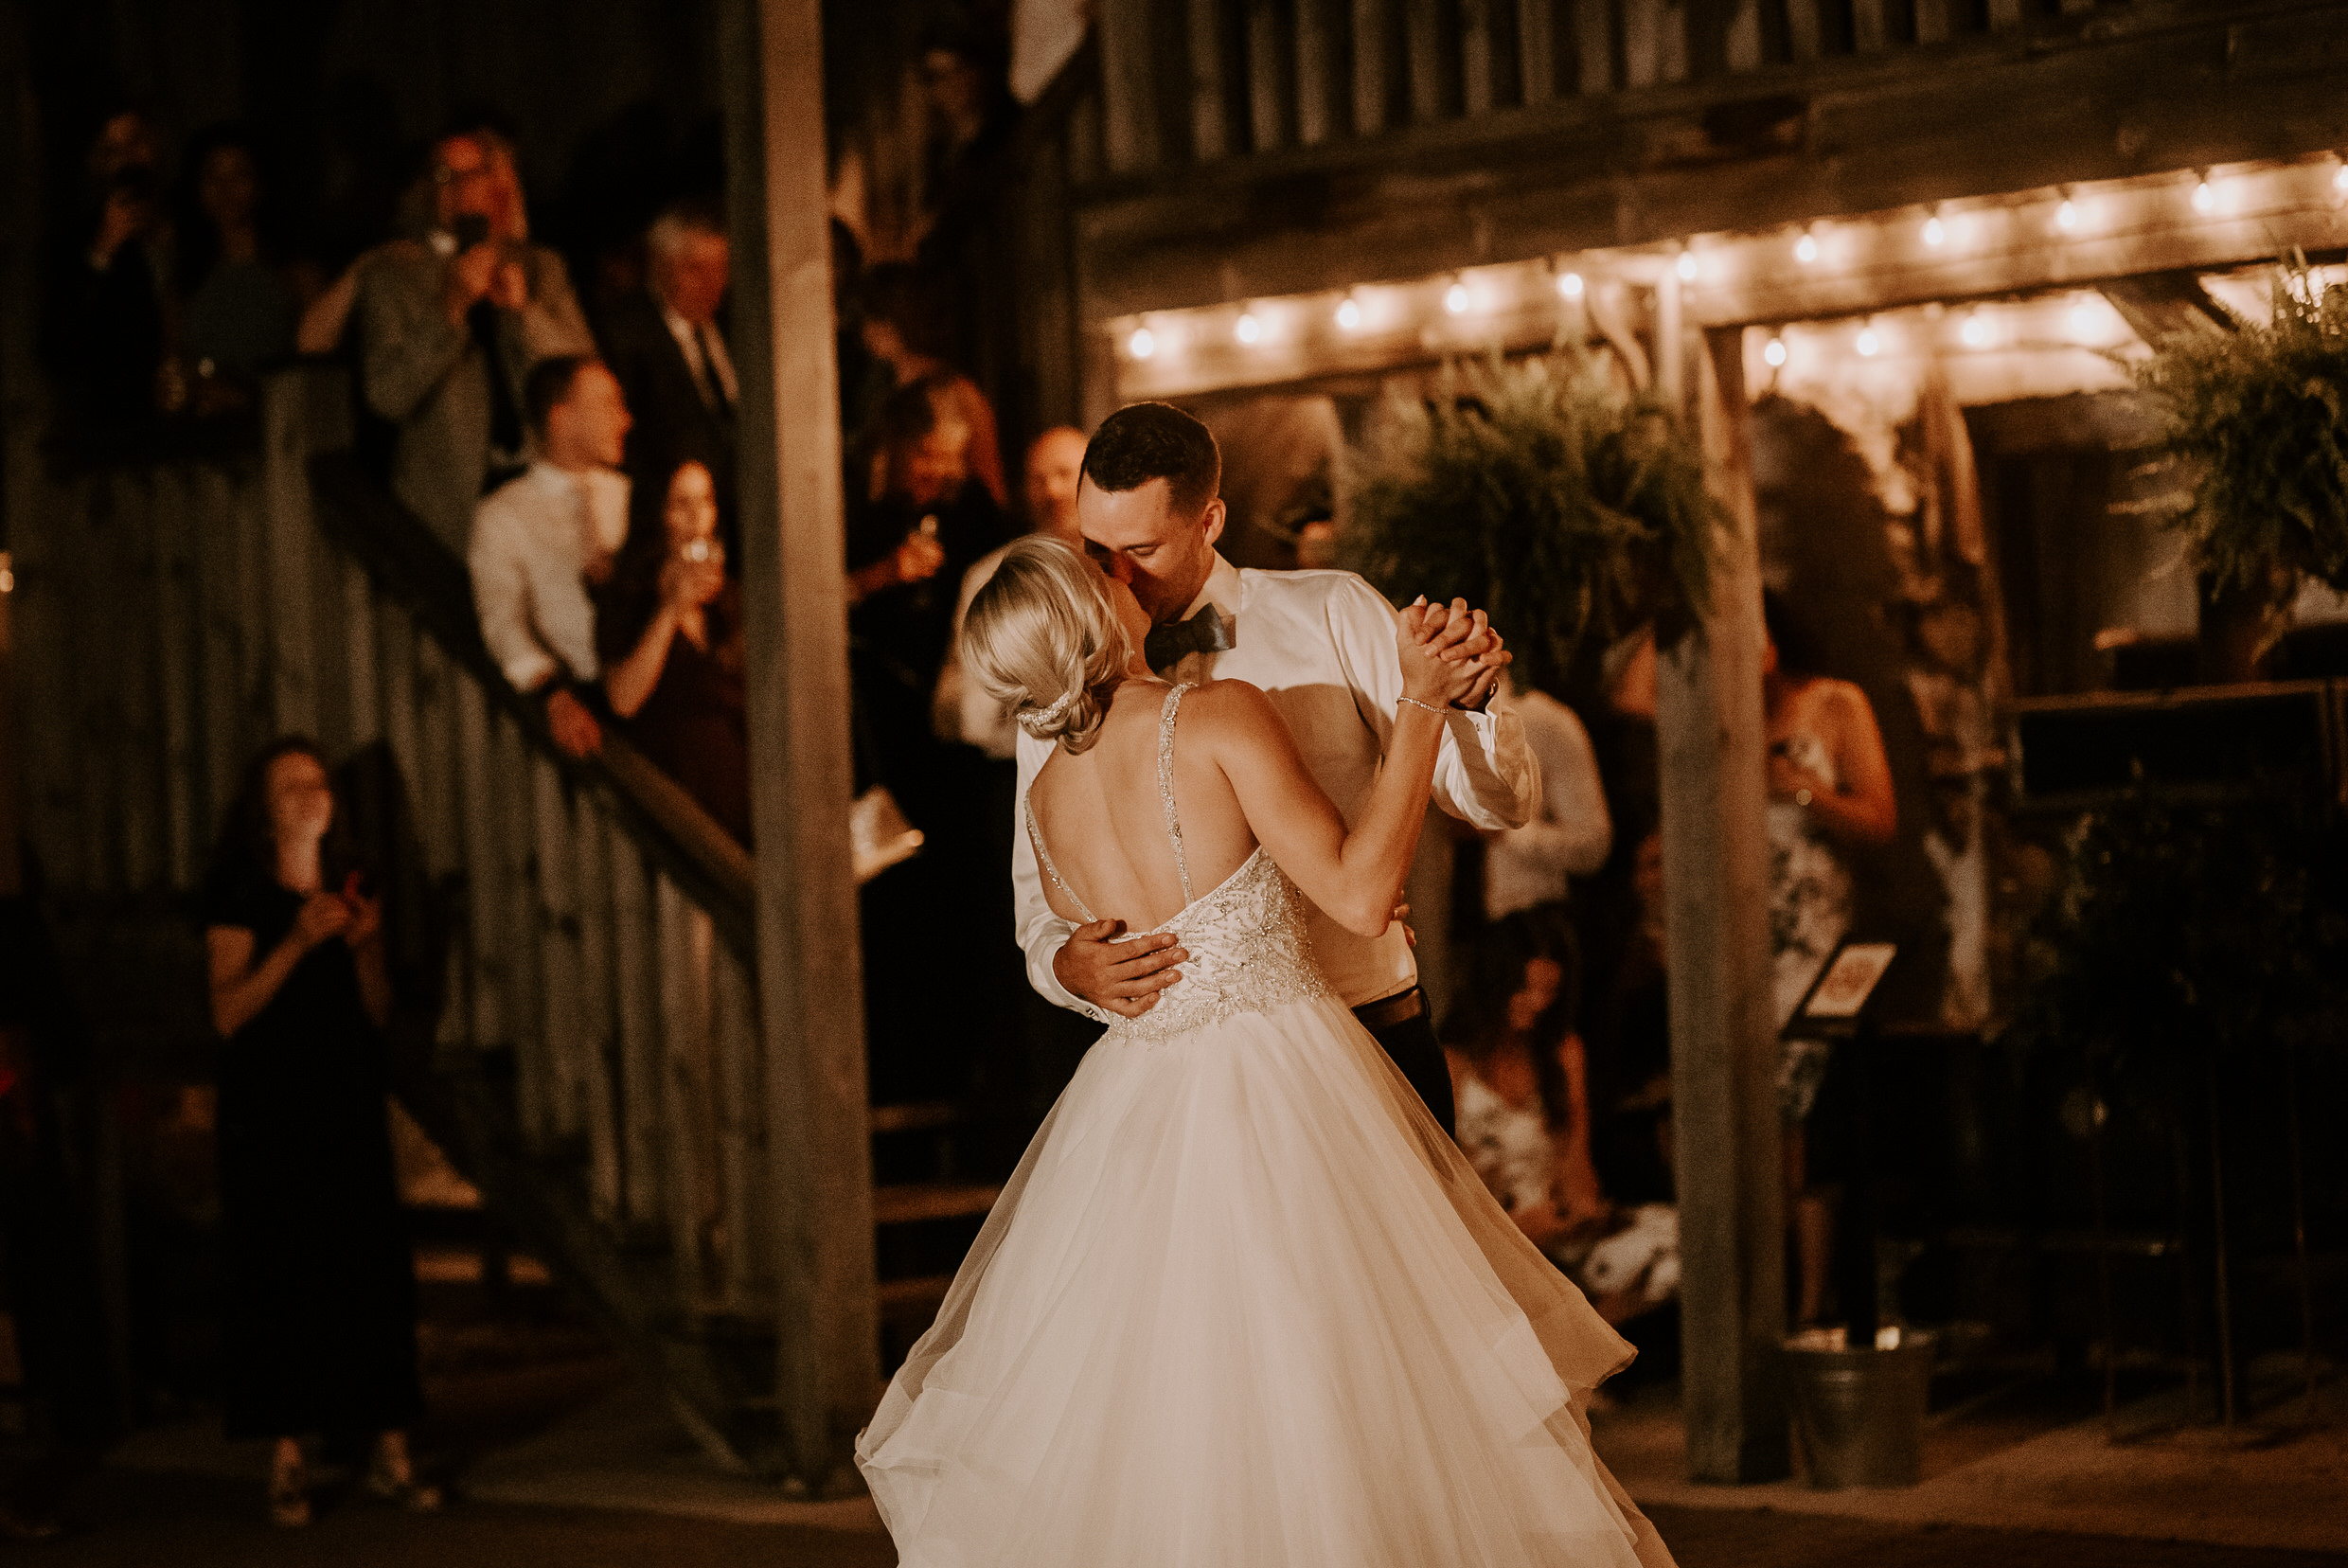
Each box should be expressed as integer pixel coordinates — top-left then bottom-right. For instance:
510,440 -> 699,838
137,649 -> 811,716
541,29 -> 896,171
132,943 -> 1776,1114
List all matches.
1055,918 -> 1188,1018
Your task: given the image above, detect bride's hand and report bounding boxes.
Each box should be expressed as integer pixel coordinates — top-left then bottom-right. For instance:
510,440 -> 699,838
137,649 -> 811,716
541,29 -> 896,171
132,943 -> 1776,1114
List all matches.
1398,597 -> 1506,709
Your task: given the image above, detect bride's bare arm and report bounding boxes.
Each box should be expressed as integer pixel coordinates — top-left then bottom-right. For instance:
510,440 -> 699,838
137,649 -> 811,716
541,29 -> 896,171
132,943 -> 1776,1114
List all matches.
1201,602 -> 1502,936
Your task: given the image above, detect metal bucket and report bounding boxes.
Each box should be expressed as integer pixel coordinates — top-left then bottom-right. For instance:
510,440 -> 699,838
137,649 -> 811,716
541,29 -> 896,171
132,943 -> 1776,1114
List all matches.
1782,1329 -> 1936,1488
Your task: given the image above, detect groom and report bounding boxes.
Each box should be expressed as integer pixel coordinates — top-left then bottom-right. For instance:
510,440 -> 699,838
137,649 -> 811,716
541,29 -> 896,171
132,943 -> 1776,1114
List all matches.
1011,402 -> 1542,1134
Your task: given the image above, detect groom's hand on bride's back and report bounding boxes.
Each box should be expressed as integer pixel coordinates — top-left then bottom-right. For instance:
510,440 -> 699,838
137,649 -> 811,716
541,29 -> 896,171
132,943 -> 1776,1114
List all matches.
1055,919 -> 1188,1018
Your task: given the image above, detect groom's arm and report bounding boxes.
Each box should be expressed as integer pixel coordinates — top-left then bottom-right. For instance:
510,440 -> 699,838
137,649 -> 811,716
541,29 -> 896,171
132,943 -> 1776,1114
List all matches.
1327,578 -> 1542,832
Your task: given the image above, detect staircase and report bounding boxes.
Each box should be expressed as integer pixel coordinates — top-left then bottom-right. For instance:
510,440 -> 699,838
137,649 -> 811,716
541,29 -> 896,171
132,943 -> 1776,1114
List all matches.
4,364 -> 999,1477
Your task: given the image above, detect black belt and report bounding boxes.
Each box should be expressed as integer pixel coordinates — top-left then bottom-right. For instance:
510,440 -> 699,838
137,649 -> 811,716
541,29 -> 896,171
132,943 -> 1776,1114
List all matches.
1352,987 -> 1427,1031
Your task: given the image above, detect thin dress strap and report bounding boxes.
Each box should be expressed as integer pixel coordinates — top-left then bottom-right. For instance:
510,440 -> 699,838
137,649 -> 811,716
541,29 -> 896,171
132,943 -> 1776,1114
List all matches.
1024,795 -> 1097,924
1159,684 -> 1196,905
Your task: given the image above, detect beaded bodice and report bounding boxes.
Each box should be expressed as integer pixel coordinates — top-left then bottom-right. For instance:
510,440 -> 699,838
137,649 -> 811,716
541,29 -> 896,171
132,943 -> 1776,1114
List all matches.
1026,685 -> 1331,1044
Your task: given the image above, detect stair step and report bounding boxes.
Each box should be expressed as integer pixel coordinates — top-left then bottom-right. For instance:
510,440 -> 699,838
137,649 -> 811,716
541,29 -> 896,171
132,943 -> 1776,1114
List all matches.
878,1274 -> 954,1323
873,1182 -> 1001,1226
868,1100 -> 978,1135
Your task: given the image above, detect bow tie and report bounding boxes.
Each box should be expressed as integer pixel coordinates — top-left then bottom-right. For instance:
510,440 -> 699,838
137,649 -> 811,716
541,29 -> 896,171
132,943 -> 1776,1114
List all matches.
1145,603 -> 1237,672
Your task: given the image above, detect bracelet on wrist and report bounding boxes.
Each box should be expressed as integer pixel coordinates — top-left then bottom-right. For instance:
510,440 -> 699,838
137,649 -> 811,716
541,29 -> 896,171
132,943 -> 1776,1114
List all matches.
1397,696 -> 1448,719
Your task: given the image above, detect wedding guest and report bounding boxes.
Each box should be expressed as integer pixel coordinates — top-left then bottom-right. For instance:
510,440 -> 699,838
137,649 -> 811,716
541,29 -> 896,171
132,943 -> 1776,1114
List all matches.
470,355 -> 632,760
598,200 -> 739,563
201,739 -> 436,1527
934,425 -> 1087,757
1762,590 -> 1895,1328
854,264 -> 1006,507
846,377 -> 1004,812
599,461 -> 749,844
44,108 -> 171,432
1482,683 -> 1611,921
360,123 -> 594,552
175,124 -> 300,410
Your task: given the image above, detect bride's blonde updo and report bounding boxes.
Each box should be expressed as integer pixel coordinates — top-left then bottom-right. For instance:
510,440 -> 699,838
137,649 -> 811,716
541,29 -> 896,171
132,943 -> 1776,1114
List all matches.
962,535 -> 1135,755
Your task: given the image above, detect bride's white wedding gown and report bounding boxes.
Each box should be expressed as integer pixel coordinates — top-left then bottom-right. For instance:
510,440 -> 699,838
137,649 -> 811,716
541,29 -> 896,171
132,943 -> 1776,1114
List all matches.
857,686 -> 1674,1568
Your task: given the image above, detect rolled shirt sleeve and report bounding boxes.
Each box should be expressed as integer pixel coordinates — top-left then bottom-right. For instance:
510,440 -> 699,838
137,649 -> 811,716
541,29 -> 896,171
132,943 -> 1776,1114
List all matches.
469,498 -> 559,693
1325,577 -> 1543,832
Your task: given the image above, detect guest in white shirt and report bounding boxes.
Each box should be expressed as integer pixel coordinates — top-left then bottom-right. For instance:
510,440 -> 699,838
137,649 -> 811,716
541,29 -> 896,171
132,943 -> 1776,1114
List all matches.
1014,402 -> 1541,1132
935,425 -> 1089,759
1482,685 -> 1613,921
470,355 -> 632,759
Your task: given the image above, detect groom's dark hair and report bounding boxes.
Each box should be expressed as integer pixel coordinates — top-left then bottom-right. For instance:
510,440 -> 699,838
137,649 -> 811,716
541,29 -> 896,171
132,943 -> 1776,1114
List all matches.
1081,402 -> 1221,518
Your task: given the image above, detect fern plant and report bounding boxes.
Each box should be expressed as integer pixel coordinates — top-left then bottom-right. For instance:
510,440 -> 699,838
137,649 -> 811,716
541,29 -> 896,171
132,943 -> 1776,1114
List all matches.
2136,261 -> 2348,599
1341,349 -> 1722,695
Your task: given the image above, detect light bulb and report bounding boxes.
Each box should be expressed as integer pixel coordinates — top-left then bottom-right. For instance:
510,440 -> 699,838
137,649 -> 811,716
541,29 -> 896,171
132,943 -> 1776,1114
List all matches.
1445,282 -> 1469,314
1763,336 -> 1788,367
1128,328 -> 1155,360
1557,271 -> 1584,299
1856,327 -> 1879,358
1336,297 -> 1361,331
1923,215 -> 1946,247
1794,231 -> 1819,264
1676,249 -> 1698,282
2335,162 -> 2348,197
2192,177 -> 2215,214
2068,301 -> 2097,340
1960,312 -> 1990,349
2055,198 -> 2078,232
1236,312 -> 1261,345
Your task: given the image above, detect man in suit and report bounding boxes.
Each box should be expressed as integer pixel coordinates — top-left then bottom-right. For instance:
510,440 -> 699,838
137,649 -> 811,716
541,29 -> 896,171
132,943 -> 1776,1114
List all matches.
359,126 -> 594,554
598,200 -> 739,563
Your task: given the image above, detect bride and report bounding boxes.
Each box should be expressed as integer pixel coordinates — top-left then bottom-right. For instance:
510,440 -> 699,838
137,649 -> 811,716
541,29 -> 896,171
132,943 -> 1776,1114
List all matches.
856,536 -> 1675,1568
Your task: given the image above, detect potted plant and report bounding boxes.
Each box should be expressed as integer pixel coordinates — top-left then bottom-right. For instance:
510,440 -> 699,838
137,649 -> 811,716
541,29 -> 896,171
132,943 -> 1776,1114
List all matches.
2135,259 -> 2348,682
1341,347 -> 1720,692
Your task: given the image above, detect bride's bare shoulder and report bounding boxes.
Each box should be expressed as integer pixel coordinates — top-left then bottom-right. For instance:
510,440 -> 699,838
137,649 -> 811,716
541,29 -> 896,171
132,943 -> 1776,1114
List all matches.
1180,680 -> 1295,755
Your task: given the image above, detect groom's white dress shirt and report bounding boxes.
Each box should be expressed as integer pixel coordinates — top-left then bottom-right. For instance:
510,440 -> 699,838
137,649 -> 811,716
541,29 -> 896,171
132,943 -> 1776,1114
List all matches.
1014,554 -> 1544,1024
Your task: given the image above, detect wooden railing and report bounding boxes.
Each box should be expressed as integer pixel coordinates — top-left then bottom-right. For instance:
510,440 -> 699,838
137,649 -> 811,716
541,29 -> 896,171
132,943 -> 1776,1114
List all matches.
8,365 -> 798,1466
1094,0 -> 2131,176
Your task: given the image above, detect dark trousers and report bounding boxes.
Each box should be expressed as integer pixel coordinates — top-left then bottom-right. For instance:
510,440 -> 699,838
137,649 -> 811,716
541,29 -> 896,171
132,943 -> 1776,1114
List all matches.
1356,995 -> 1455,1137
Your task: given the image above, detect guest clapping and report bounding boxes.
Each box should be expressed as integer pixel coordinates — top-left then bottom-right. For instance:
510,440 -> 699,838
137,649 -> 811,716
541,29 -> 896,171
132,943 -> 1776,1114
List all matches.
201,739 -> 435,1527
599,461 -> 751,845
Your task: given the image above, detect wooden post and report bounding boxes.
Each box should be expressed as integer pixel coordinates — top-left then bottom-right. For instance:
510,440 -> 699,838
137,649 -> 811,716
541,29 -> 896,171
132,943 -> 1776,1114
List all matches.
719,0 -> 880,1488
1656,325 -> 1788,1484
258,376 -> 322,739
1098,0 -> 1163,173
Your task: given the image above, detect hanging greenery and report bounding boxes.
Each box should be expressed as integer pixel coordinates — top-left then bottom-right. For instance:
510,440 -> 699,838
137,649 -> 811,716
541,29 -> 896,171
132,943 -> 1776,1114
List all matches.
1340,348 -> 1722,696
2135,259 -> 2348,600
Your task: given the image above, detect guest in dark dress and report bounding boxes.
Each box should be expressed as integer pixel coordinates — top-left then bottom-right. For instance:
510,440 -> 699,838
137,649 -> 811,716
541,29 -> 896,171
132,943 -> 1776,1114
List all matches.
200,739 -> 436,1528
598,460 -> 752,846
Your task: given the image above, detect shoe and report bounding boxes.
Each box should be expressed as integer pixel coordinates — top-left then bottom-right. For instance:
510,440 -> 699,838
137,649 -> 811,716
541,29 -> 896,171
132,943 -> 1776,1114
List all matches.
268,1464 -> 311,1529
365,1463 -> 443,1512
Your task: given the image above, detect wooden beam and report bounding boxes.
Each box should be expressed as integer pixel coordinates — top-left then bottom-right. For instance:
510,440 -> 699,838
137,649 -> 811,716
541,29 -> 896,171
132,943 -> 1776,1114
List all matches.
1657,326 -> 1786,1484
1072,0 -> 2348,318
1850,0 -> 1888,51
1249,0 -> 1291,151
1574,0 -> 1615,93
719,0 -> 879,1489
1786,0 -> 1823,61
0,1 -> 32,900
1520,0 -> 1559,103
1353,0 -> 1392,134
1463,0 -> 1497,115
1191,0 -> 1233,161
1098,0 -> 1164,171
1406,0 -> 1448,120
1296,0 -> 1344,142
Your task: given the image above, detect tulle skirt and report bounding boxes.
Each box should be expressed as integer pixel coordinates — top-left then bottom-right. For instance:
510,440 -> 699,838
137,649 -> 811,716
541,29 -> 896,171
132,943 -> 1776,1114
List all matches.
856,993 -> 1677,1568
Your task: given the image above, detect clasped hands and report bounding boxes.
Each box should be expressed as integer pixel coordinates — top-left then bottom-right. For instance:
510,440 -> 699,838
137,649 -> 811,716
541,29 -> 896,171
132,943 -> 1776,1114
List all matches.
1053,597 -> 1510,1020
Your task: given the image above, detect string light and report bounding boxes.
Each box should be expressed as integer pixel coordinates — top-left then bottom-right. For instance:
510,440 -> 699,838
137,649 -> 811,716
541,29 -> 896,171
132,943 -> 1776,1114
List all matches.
2333,160 -> 2348,198
1922,213 -> 1946,247
1128,328 -> 1155,360
1557,270 -> 1584,299
1855,323 -> 1880,357
1235,312 -> 1261,345
1762,336 -> 1788,367
1676,249 -> 1698,282
1959,310 -> 1991,349
2055,197 -> 2078,232
1445,281 -> 1470,314
1794,229 -> 1820,264
2068,299 -> 2099,340
2192,174 -> 2215,214
1335,296 -> 1361,331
